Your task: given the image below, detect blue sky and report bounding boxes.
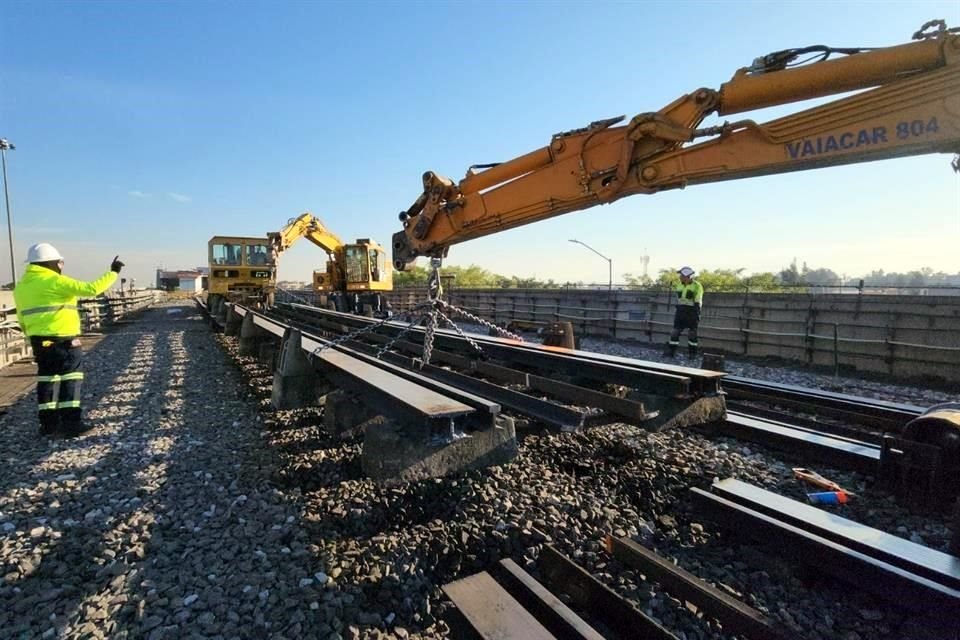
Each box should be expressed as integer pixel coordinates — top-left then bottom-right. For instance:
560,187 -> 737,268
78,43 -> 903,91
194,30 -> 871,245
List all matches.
2,0 -> 958,287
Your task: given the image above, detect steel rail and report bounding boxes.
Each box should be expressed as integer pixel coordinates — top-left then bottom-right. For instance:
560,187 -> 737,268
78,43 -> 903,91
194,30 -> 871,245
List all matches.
690,488 -> 960,625
263,307 -> 592,430
270,304 -> 909,470
711,478 -> 960,591
725,401 -> 883,445
722,376 -> 923,431
233,306 -> 477,428
279,303 -> 718,397
719,411 -> 880,473
269,306 -> 657,428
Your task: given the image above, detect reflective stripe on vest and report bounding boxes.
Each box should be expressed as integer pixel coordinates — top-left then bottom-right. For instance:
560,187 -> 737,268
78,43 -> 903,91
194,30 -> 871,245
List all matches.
21,304 -> 79,316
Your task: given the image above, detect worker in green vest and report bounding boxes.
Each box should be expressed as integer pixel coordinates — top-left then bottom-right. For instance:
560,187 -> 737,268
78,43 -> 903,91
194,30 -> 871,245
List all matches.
13,243 -> 124,437
667,266 -> 704,358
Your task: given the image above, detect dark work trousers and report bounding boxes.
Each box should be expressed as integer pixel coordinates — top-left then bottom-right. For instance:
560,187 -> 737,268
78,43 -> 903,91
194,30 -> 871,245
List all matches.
668,305 -> 700,354
31,337 -> 85,435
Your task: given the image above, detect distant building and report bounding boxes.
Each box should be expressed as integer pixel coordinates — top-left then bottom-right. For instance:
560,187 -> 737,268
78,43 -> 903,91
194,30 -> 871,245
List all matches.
277,280 -> 311,290
156,268 -> 207,292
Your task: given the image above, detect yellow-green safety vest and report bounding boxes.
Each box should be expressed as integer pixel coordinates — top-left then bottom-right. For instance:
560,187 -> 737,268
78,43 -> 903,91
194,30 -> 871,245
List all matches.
13,264 -> 117,337
676,281 -> 704,306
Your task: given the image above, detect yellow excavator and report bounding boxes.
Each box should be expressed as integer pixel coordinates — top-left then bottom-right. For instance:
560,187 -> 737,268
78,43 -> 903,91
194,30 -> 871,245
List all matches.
207,213 -> 392,315
392,20 -> 960,269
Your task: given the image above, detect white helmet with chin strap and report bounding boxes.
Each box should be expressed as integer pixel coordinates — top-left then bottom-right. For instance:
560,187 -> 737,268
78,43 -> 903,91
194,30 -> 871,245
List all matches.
678,266 -> 695,278
26,243 -> 64,263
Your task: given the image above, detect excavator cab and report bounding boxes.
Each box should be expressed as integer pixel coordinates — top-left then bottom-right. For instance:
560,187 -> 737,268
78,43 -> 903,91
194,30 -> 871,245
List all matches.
343,239 -> 392,292
312,239 -> 393,316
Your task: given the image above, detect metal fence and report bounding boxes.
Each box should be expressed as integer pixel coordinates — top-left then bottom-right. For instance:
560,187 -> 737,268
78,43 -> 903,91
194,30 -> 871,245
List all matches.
0,291 -> 163,369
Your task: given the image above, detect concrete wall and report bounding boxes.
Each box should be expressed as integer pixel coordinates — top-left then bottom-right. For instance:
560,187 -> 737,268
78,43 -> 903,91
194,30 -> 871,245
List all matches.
387,287 -> 960,386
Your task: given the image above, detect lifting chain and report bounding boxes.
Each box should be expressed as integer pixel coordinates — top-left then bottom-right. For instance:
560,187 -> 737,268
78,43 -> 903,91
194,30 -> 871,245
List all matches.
414,258 -> 524,368
375,311 -> 430,359
309,257 -> 523,369
419,257 -> 444,369
436,299 -> 525,343
434,307 -> 488,360
309,299 -> 434,360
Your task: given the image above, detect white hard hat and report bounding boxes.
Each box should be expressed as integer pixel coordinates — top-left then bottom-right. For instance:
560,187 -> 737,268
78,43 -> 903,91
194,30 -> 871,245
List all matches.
26,243 -> 64,263
678,266 -> 695,277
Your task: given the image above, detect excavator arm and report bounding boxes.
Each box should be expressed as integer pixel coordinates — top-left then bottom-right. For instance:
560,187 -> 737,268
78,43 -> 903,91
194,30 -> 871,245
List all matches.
269,212 -> 344,255
392,21 -> 960,270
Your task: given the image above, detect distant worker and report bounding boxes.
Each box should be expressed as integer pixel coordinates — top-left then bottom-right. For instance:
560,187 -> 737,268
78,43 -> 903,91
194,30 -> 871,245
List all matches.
13,243 -> 124,437
666,266 -> 704,358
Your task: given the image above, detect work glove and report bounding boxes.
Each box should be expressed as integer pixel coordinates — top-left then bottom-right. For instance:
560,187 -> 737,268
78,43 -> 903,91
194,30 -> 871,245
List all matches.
694,302 -> 702,321
111,256 -> 125,273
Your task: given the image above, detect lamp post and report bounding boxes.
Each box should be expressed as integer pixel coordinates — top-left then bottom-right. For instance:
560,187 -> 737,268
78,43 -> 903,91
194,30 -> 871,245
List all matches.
0,138 -> 15,288
568,239 -> 612,292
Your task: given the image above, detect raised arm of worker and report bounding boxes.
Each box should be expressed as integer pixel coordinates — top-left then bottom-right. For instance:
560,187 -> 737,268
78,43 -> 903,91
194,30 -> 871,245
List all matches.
50,256 -> 123,298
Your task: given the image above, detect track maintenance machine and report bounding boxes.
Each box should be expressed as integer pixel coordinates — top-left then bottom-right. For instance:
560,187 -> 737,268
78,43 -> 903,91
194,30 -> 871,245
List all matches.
390,20 -> 960,503
206,213 -> 392,315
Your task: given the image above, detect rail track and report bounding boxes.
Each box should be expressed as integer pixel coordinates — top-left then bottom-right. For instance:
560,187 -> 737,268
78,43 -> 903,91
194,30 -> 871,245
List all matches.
198,298 -> 959,639
265,303 -> 892,467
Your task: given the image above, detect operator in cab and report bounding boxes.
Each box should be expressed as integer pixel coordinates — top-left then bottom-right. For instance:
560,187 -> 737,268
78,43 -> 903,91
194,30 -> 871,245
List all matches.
13,243 -> 124,438
249,245 -> 269,266
666,266 -> 704,358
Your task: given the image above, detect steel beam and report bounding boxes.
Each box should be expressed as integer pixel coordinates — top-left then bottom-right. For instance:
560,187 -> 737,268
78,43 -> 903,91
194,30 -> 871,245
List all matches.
489,559 -> 605,640
722,376 -> 922,430
710,478 -> 960,591
279,304 -> 703,397
713,412 -> 880,474
726,401 -> 883,445
690,488 -> 960,624
604,535 -> 794,640
538,544 -> 678,640
337,336 -> 586,431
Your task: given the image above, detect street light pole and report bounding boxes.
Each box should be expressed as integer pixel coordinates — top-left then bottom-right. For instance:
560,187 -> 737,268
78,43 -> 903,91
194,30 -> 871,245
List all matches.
568,239 -> 612,292
0,139 -> 15,289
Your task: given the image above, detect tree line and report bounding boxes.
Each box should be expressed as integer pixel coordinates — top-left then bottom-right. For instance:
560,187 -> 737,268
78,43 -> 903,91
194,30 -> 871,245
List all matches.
393,260 -> 960,292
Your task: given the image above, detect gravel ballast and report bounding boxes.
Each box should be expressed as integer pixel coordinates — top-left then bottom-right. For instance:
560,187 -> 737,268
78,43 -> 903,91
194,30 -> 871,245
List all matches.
1,302 -> 955,639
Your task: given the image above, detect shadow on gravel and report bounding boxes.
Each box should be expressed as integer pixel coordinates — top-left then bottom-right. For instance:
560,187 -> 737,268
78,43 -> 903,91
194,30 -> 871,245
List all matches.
0,307 -> 185,636
0,320 -> 150,500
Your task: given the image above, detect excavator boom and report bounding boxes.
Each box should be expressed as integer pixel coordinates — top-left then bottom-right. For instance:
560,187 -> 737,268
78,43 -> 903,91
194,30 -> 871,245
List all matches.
270,213 -> 344,255
392,21 -> 960,269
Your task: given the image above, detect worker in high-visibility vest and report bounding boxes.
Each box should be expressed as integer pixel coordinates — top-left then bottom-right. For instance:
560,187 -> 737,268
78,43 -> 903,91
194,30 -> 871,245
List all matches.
13,243 -> 124,437
666,266 -> 704,358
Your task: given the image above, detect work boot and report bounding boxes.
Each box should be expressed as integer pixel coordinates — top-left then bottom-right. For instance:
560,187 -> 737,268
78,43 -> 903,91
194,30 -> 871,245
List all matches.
59,409 -> 91,438
665,343 -> 678,358
61,423 -> 94,438
38,413 -> 61,437
688,345 -> 699,358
